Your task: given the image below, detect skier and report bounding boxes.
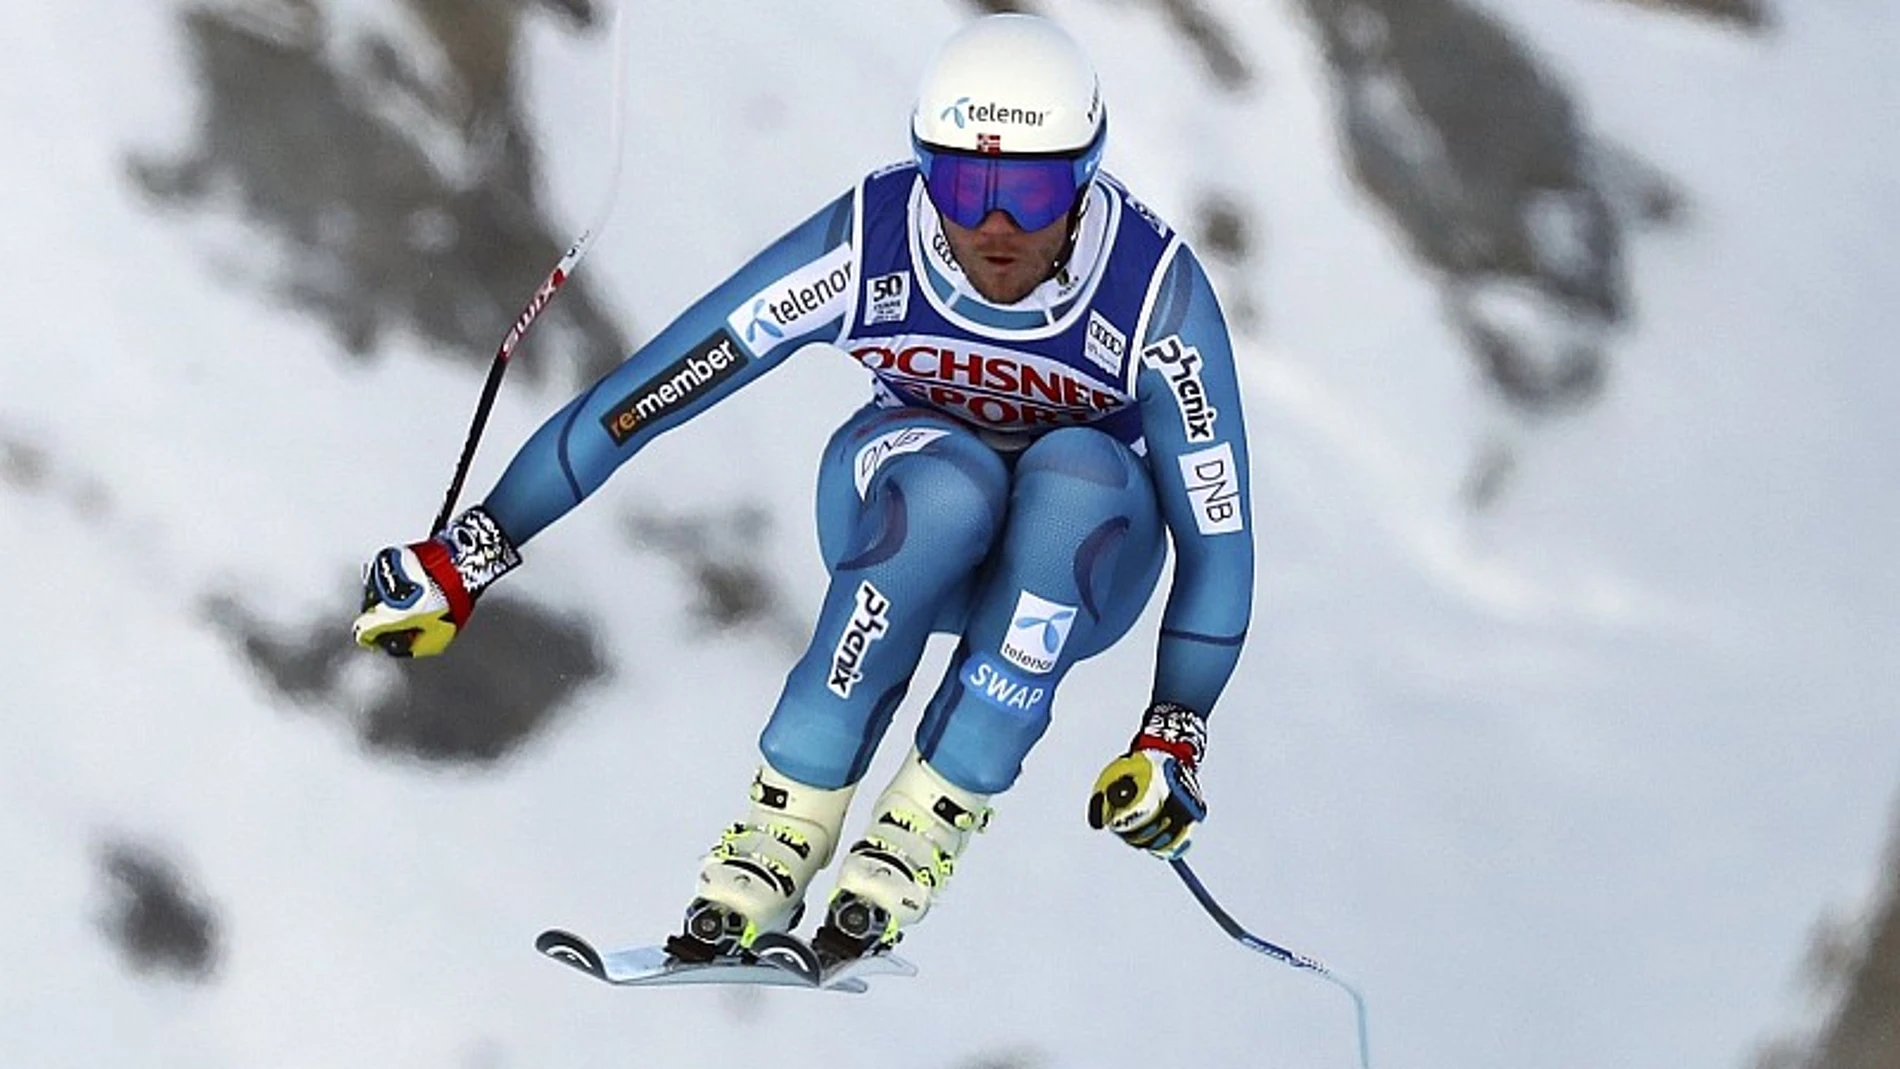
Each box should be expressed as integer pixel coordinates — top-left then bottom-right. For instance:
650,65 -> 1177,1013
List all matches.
353,13 -> 1252,967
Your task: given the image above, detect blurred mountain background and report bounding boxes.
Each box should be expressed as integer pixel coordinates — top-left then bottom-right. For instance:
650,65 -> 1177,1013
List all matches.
4,2 -> 1895,1067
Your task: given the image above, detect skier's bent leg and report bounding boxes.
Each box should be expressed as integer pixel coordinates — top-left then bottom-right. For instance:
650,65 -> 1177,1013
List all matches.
759,407 -> 1008,789
922,425 -> 1163,792
816,428 -> 1164,958
678,409 -> 1007,958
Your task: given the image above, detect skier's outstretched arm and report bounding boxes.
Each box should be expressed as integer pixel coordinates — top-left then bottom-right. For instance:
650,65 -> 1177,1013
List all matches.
1088,245 -> 1253,858
1141,248 -> 1253,715
353,189 -> 859,657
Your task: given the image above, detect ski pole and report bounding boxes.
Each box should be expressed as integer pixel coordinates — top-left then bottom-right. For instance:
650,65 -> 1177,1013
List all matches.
1170,857 -> 1373,1069
430,2 -> 632,536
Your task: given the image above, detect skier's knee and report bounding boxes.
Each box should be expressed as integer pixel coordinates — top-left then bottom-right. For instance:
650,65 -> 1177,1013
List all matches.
842,436 -> 1008,571
759,724 -> 861,791
1007,428 -> 1155,608
1015,426 -> 1137,490
919,740 -> 1032,796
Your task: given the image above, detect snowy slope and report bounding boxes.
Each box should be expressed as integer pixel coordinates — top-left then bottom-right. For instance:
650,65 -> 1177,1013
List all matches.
3,2 -> 1897,1069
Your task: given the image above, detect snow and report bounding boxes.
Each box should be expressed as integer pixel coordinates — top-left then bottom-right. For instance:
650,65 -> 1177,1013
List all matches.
3,2 -> 1896,1068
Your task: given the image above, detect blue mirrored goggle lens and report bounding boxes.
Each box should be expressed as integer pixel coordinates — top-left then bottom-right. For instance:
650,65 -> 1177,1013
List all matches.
917,148 -> 1083,232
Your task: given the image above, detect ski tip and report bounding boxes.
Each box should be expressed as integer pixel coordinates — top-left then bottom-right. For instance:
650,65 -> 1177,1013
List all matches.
536,928 -> 606,979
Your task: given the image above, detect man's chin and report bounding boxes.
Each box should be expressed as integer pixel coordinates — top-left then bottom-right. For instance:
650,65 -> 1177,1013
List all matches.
970,274 -> 1036,305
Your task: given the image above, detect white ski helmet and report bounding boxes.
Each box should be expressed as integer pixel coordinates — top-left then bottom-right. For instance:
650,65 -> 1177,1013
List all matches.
910,15 -> 1107,231
912,14 -> 1105,156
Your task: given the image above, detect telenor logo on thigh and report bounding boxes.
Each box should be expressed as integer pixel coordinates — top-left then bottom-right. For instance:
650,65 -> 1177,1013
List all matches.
1001,590 -> 1076,675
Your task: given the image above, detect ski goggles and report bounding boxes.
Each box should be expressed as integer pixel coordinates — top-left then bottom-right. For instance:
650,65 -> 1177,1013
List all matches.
912,129 -> 1105,232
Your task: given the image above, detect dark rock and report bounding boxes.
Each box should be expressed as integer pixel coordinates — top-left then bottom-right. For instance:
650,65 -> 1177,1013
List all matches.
96,840 -> 221,983
214,590 -> 608,768
125,4 -> 629,386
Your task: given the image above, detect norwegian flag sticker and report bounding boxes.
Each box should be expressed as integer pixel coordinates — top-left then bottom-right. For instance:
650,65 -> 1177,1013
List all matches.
977,133 -> 1002,154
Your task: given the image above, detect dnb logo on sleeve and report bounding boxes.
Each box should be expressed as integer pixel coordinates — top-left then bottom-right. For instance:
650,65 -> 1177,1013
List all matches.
1178,442 -> 1244,535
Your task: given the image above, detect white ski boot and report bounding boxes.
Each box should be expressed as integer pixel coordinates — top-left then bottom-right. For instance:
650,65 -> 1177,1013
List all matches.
814,750 -> 992,964
670,763 -> 854,962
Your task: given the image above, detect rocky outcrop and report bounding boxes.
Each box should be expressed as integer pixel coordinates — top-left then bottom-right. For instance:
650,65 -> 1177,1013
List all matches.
1300,0 -> 1686,412
126,3 -> 628,386
96,839 -> 221,983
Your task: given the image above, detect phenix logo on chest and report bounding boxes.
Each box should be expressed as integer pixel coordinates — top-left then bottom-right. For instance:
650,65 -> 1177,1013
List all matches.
852,337 -> 1127,431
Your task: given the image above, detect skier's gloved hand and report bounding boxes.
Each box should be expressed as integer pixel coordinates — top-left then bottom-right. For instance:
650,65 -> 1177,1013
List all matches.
352,505 -> 521,658
1087,701 -> 1208,859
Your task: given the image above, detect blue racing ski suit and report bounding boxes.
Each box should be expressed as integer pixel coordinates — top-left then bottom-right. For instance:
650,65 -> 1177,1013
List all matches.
481,163 -> 1253,797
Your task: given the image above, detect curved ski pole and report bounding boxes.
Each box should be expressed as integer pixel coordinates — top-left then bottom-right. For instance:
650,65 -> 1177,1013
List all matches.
429,2 -> 632,536
1170,857 -> 1372,1069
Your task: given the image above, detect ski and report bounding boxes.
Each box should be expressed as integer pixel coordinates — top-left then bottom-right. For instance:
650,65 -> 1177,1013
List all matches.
534,928 -> 916,994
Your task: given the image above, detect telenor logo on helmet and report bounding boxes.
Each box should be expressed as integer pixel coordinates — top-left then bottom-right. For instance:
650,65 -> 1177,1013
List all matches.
941,96 -> 1049,128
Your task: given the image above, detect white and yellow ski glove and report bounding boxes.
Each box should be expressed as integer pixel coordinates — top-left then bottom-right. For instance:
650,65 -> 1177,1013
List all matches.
1087,701 -> 1208,859
352,506 -> 520,658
